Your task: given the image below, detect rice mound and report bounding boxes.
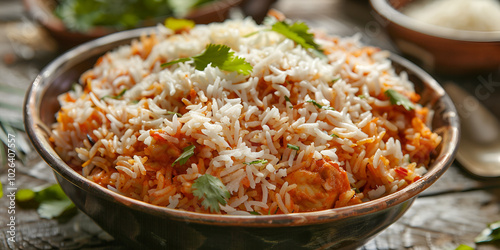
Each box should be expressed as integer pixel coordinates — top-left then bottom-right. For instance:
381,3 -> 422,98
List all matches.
51,18 -> 442,214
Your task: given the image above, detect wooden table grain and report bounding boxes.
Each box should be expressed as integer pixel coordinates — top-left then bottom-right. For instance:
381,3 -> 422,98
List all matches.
1,0 -> 500,249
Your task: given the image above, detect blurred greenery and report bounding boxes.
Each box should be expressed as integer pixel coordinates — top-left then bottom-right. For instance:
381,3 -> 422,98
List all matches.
17,184 -> 77,220
55,0 -> 217,32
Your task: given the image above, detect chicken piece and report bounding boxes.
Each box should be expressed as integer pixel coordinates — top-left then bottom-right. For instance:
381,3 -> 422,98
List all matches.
286,160 -> 351,212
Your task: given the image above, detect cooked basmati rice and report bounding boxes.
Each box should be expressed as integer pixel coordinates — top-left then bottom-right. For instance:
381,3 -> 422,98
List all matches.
51,17 -> 441,215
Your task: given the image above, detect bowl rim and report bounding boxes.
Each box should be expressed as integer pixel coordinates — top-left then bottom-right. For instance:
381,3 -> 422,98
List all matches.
370,0 -> 500,42
24,26 -> 460,227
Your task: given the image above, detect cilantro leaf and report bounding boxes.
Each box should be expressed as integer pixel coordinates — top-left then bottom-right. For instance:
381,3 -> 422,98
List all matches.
16,184 -> 77,219
162,44 -> 253,75
192,174 -> 230,213
164,17 -> 195,33
38,199 -> 75,219
243,159 -> 268,165
249,211 -> 260,215
0,180 -> 2,198
331,133 -> 339,138
271,21 -> 325,58
476,221 -> 500,244
287,144 -> 300,151
172,145 -> 195,167
384,89 -> 414,111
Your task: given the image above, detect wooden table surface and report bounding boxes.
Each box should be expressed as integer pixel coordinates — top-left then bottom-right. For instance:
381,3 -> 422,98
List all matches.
1,0 -> 499,249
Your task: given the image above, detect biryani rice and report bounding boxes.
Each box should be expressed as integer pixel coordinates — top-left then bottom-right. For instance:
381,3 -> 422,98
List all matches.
50,17 -> 442,214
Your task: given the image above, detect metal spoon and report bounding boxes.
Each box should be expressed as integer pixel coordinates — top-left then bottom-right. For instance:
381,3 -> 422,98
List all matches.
444,82 -> 500,177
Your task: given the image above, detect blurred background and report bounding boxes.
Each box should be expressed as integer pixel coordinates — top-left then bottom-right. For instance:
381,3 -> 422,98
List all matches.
1,0 -> 500,249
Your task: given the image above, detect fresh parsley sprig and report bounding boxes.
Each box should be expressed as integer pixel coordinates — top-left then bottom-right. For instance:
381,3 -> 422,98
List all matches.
162,44 -> 253,75
384,89 -> 414,111
192,174 -> 231,213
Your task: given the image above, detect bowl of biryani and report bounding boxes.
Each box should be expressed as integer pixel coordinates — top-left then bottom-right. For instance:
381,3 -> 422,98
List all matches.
24,17 -> 459,249
370,0 -> 500,75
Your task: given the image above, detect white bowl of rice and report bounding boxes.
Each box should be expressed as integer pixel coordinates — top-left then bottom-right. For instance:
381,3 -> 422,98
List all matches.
371,0 -> 500,75
24,17 -> 459,249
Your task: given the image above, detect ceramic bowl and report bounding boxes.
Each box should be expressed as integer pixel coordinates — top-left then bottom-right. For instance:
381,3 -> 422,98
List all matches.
370,0 -> 500,75
24,26 -> 459,249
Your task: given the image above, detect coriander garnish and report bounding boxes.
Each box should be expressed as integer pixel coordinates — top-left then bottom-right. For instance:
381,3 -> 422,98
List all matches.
172,145 -> 195,167
192,174 -> 231,213
271,20 -> 325,58
384,89 -> 414,111
162,44 -> 253,75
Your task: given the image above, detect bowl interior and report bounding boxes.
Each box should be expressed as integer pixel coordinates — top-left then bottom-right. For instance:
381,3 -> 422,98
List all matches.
24,26 -> 459,227
371,0 -> 500,42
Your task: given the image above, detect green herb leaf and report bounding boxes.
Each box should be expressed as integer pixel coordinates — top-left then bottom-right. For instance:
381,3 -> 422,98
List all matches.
16,184 -> 76,219
0,180 -> 3,198
164,17 -> 195,32
476,221 -> 500,244
162,44 -> 253,75
166,111 -> 182,117
284,96 -> 291,103
38,199 -> 75,219
34,184 -> 69,202
249,211 -> 260,215
16,189 -> 35,203
455,244 -> 474,250
54,0 -> 177,32
384,89 -> 414,111
243,159 -> 268,165
306,99 -> 335,111
287,144 -> 300,151
331,133 -> 339,138
307,99 -> 323,109
271,21 -> 325,58
358,95 -> 366,99
192,174 -> 230,213
172,145 -> 195,167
